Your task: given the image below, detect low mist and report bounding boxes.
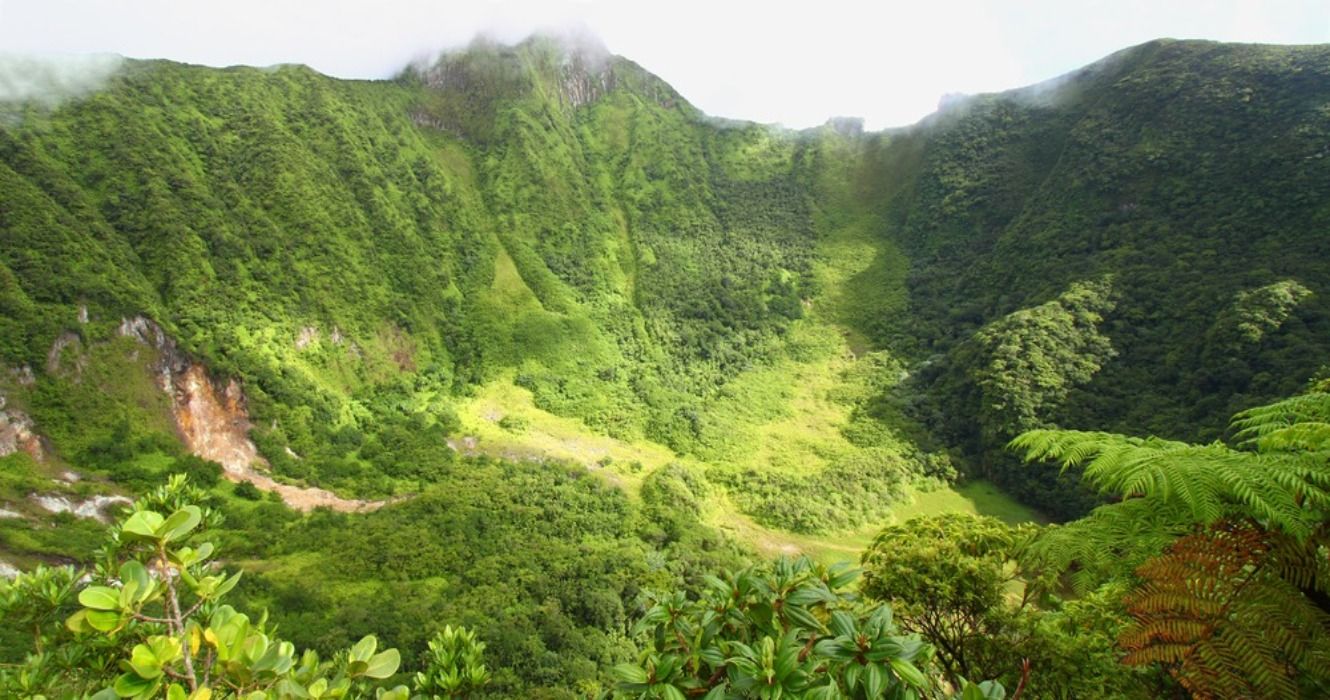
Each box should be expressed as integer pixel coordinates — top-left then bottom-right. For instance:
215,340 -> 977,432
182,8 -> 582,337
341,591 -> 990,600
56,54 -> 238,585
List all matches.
0,53 -> 125,107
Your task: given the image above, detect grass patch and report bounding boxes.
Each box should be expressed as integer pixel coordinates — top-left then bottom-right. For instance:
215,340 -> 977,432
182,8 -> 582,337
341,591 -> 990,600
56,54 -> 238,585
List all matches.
452,374 -> 687,493
711,479 -> 1044,566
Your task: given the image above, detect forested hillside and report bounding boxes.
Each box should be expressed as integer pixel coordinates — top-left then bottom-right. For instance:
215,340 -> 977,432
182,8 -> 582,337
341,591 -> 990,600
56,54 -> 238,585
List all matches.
2,35 -> 1329,697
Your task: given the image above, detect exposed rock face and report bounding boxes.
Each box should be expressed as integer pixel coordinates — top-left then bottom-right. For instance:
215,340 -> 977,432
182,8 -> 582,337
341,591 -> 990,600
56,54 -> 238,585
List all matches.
118,316 -> 264,474
171,365 -> 264,474
9,366 -> 35,387
0,393 -> 47,461
295,326 -> 319,349
0,559 -> 18,579
557,44 -> 615,109
45,331 -> 82,374
31,494 -> 132,523
118,316 -> 385,513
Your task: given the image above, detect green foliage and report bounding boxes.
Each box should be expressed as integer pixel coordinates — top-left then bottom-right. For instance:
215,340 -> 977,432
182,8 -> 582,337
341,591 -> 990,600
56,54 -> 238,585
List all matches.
860,515 -> 1033,684
2,476 -> 407,699
4,34 -> 1330,700
1012,387 -> 1330,697
860,516 -> 1160,699
619,555 -> 995,699
239,457 -> 746,697
1010,388 -> 1330,542
233,481 -> 262,501
919,279 -> 1116,518
413,626 -> 490,699
891,41 -> 1330,516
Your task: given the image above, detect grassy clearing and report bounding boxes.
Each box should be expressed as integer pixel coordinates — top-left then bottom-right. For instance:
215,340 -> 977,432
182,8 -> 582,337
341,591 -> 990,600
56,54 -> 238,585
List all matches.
452,374 -> 687,492
711,479 -> 1044,566
694,320 -> 866,475
892,481 -> 1049,526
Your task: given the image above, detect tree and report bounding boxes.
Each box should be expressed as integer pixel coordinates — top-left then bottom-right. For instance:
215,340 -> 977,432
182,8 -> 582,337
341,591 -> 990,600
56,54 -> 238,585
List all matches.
861,513 -> 1163,699
1010,384 -> 1330,698
859,515 -> 1035,686
963,278 -> 1116,446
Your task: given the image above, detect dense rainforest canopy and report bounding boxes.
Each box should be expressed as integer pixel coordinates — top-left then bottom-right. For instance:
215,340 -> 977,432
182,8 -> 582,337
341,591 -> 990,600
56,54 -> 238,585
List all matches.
1,35 -> 1329,698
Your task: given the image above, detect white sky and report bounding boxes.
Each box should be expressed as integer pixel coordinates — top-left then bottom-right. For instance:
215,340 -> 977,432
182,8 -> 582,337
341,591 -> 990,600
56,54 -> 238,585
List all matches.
1,0 -> 1327,129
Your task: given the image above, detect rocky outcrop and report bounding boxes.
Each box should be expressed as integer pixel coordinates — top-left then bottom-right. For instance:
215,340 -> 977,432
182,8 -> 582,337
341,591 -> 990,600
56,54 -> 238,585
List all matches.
0,559 -> 18,579
45,331 -> 82,374
171,365 -> 264,474
118,316 -> 261,473
0,393 -> 47,461
30,494 -> 131,523
118,316 -> 386,513
295,326 -> 319,349
556,43 -> 615,109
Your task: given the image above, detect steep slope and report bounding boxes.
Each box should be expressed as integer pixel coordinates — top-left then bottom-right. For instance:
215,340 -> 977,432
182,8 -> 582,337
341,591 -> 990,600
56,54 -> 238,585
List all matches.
849,40 -> 1330,515
2,37 -> 1329,521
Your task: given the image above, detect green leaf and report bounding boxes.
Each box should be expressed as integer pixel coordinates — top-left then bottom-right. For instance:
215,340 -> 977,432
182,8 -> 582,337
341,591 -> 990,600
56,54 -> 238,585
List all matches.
66,609 -> 90,633
129,643 -> 165,680
784,604 -> 825,632
121,511 -> 166,541
864,663 -> 885,698
160,506 -> 202,542
86,609 -> 124,632
113,672 -> 156,698
363,648 -> 401,679
79,586 -> 122,611
212,571 -> 242,599
120,561 -> 152,602
661,684 -> 687,700
889,658 -> 928,689
611,663 -> 649,684
829,610 -> 857,638
349,635 -> 377,661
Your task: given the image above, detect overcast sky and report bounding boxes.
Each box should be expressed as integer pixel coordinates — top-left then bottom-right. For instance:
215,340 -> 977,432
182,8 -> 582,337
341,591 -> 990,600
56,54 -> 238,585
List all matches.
2,0 -> 1328,129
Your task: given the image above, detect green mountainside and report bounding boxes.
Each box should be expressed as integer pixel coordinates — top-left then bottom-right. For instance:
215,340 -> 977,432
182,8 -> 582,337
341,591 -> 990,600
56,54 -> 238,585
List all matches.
2,36 -> 1329,697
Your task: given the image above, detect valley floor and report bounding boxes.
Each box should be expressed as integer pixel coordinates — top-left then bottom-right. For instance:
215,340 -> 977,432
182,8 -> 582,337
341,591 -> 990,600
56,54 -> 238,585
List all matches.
443,206 -> 1044,562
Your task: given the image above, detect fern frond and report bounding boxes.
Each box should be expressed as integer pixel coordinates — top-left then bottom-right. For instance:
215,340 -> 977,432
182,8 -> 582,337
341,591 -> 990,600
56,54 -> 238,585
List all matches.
1021,498 -> 1191,591
1232,391 -> 1330,449
1120,521 -> 1330,699
1010,430 -> 1326,536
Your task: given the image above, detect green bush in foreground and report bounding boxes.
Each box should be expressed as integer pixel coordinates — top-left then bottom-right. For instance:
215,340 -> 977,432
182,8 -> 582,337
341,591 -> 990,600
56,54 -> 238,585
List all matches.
616,555 -> 1008,699
1,476 -> 407,699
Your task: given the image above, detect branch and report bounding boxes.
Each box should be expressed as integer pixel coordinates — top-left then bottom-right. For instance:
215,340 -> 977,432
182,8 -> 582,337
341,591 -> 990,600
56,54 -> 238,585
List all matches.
1009,658 -> 1031,700
159,547 -> 198,692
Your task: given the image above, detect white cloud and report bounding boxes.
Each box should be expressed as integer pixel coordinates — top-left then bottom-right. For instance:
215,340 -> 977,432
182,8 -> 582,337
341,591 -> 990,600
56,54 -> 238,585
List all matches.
0,52 -> 123,105
0,0 -> 1325,128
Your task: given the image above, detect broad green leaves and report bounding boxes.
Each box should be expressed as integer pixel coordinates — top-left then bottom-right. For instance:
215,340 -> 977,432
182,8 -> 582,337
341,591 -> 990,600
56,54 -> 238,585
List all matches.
35,479 -> 410,699
120,505 -> 202,543
618,555 -> 991,699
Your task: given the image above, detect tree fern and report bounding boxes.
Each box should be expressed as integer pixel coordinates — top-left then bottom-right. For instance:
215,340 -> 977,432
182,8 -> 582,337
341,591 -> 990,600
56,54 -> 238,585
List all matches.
1009,425 -> 1329,537
1012,388 -> 1330,696
1119,520 -> 1330,699
1022,499 -> 1193,594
